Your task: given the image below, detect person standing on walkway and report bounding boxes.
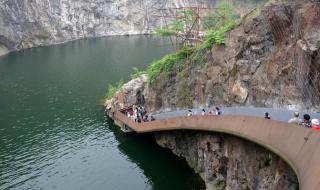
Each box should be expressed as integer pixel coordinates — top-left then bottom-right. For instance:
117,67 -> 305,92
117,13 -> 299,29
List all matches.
143,114 -> 149,122
134,108 -> 138,122
215,107 -> 221,115
136,115 -> 141,123
201,109 -> 206,116
288,112 -> 302,125
302,114 -> 312,128
132,105 -> 137,114
264,112 -> 271,119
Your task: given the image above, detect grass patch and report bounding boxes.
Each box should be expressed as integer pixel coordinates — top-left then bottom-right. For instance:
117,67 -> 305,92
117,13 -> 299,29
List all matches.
147,48 -> 191,83
131,67 -> 147,79
201,20 -> 237,49
105,79 -> 124,99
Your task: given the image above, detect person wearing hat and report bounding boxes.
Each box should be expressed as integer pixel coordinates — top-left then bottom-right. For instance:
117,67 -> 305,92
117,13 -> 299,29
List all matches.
311,119 -> 320,131
288,111 -> 302,125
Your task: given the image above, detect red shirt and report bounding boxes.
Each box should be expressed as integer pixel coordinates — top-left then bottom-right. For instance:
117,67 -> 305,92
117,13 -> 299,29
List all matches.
312,126 -> 320,131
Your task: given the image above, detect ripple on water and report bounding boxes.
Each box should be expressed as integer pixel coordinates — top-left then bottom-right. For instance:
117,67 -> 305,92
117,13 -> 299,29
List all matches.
0,114 -> 115,188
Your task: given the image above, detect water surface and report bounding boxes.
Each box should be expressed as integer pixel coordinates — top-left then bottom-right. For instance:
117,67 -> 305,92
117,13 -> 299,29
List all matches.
0,36 -> 204,190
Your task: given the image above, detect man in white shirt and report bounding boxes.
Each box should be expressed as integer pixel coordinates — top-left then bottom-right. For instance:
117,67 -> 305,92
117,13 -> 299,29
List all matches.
288,112 -> 302,125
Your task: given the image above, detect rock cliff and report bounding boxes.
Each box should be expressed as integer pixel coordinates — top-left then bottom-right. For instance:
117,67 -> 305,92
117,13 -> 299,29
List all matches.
146,0 -> 320,111
155,131 -> 298,190
106,0 -> 320,113
0,0 -> 265,56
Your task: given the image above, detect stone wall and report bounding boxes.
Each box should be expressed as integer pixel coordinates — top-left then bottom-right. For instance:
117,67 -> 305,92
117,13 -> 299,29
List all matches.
155,131 -> 298,190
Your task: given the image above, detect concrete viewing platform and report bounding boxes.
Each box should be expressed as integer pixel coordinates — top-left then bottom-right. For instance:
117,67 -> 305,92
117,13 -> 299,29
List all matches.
111,109 -> 320,190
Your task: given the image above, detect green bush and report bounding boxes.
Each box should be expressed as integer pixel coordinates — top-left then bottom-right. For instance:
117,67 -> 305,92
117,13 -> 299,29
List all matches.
202,20 -> 236,49
105,79 -> 124,99
147,49 -> 189,83
131,67 -> 147,79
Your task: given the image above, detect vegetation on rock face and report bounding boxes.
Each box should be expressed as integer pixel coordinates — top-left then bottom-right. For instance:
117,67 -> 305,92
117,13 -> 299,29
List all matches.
203,2 -> 238,30
147,48 -> 191,83
105,1 -> 240,99
105,79 -> 124,99
155,9 -> 197,39
155,1 -> 237,45
201,20 -> 236,49
147,2 -> 238,84
200,2 -> 238,48
131,67 -> 147,80
36,27 -> 50,40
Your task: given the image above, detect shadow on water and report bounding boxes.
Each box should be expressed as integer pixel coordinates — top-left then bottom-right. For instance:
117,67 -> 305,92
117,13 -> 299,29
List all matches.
105,118 -> 206,190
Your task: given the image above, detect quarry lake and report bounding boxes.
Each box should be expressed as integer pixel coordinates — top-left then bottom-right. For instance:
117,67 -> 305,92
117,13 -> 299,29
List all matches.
0,36 -> 204,190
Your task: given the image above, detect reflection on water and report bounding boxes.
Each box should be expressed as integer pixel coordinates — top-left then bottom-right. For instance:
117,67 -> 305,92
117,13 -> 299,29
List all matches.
108,119 -> 205,190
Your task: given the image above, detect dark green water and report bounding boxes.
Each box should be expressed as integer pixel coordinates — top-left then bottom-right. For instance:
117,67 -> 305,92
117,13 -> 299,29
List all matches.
0,36 -> 204,190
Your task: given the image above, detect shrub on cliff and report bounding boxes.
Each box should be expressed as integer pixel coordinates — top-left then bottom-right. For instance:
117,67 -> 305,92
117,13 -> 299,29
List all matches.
131,67 -> 147,80
105,79 -> 124,99
147,48 -> 191,83
202,20 -> 237,49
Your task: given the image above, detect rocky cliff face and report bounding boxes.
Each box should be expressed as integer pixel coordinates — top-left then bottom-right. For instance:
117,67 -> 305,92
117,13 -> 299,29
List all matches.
106,0 -> 320,113
146,0 -> 320,111
155,131 -> 298,190
0,0 -> 265,56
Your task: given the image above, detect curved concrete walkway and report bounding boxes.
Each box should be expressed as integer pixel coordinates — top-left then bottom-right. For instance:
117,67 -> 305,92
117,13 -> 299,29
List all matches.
113,111 -> 320,190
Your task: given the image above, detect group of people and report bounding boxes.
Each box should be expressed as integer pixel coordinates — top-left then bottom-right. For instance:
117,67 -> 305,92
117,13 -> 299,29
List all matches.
125,106 -> 320,131
288,112 -> 320,131
126,105 -> 155,123
187,107 -> 222,116
265,111 -> 320,131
